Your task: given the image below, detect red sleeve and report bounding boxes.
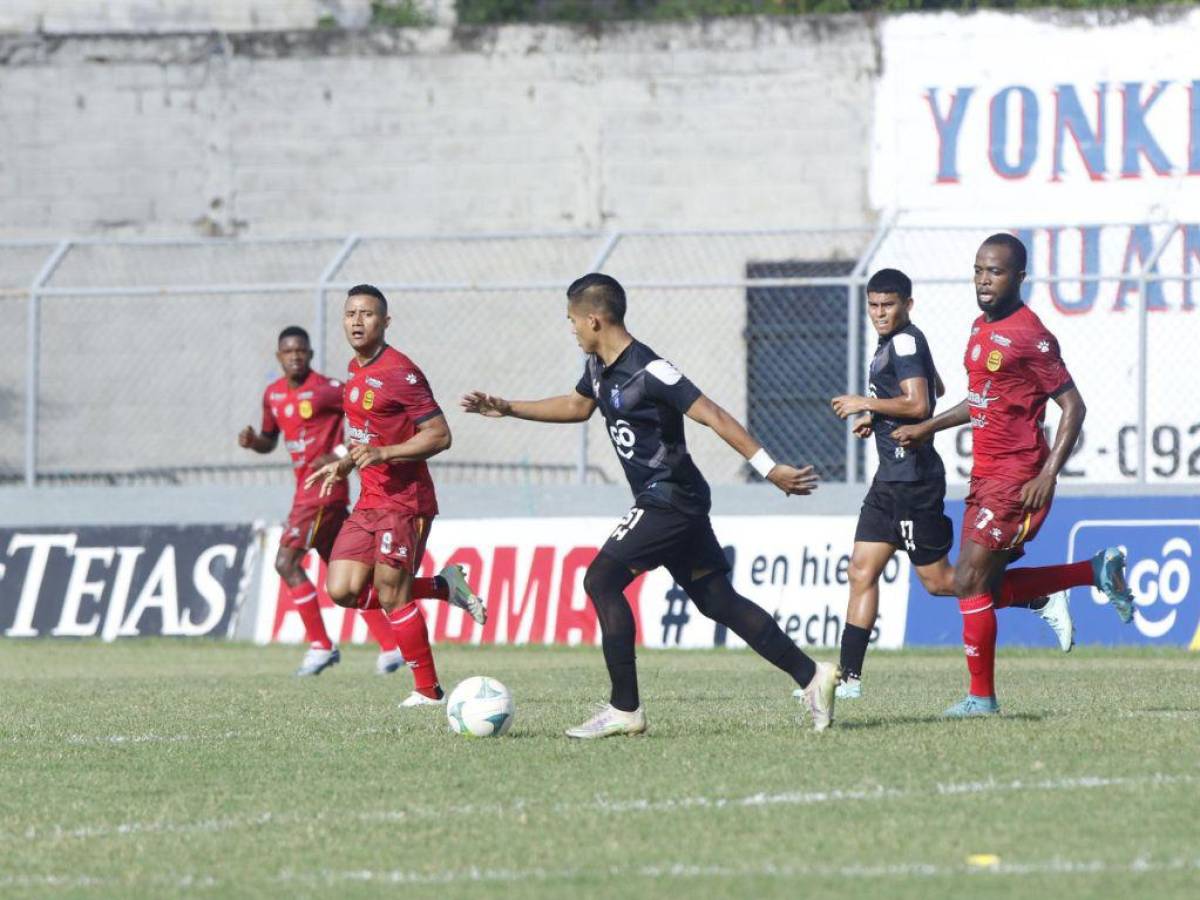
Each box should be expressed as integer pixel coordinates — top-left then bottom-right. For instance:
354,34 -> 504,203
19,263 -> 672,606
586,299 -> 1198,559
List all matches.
261,390 -> 279,436
1027,330 -> 1073,398
390,365 -> 442,424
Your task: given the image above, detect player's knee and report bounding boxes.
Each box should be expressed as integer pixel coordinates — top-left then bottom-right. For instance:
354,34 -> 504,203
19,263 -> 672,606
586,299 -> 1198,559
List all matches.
847,558 -> 878,591
952,566 -> 986,598
583,554 -> 634,606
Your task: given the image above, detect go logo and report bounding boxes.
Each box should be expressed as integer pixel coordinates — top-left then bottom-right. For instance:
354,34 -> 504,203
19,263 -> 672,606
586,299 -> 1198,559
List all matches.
1118,538 -> 1191,639
608,419 -> 636,460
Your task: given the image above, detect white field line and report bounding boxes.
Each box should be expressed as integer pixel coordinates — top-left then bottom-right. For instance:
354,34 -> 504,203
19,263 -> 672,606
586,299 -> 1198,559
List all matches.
11,772 -> 1196,845
3,857 -> 1197,892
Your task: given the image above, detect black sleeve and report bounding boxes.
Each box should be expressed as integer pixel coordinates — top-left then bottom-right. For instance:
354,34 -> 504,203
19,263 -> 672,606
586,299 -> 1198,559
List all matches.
642,359 -> 702,413
575,363 -> 593,399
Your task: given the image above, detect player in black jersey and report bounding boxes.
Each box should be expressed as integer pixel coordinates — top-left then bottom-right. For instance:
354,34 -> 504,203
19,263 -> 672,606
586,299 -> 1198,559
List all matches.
463,273 -> 842,737
830,269 -> 1071,699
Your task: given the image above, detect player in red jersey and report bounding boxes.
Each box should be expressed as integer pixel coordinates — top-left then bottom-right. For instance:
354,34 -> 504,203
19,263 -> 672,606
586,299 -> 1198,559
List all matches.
239,326 -> 403,676
306,285 -> 487,709
895,234 -> 1134,716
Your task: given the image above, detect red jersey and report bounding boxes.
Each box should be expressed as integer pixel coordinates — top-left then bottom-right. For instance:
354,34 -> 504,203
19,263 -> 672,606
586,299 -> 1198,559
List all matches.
261,370 -> 349,507
343,345 -> 440,515
964,304 -> 1073,483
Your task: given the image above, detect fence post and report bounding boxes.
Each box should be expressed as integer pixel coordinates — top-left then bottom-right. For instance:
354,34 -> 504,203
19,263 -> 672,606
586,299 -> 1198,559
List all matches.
1135,225 -> 1178,484
24,241 -> 72,487
315,235 -> 360,374
575,231 -> 624,483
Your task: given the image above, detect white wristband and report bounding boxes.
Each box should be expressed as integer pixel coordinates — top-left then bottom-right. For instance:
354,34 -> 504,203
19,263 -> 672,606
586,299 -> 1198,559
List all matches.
749,448 -> 776,478
332,444 -> 349,460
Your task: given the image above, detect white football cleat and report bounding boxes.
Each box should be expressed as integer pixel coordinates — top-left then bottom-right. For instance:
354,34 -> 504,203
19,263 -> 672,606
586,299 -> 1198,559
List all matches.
399,690 -> 446,708
835,676 -> 862,700
793,661 -> 839,732
565,704 -> 647,740
439,563 -> 488,625
375,649 -> 405,674
1033,590 -> 1074,652
296,646 -> 340,677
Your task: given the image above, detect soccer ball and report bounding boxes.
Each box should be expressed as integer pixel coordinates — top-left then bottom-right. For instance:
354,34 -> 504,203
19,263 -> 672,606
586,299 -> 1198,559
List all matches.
446,676 -> 514,738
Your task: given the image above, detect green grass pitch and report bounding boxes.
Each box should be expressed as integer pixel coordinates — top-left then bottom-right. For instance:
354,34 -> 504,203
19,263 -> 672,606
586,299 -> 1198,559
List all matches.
1,641 -> 1197,898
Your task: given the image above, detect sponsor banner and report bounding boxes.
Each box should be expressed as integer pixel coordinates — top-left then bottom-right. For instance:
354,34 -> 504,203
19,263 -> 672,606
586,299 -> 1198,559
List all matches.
871,11 -> 1200,223
904,496 -> 1200,648
256,516 -> 912,651
0,526 -> 254,639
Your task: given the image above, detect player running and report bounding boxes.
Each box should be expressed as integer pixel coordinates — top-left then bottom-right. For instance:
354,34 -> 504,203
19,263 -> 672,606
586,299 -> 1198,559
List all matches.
829,269 -> 1073,700
463,273 -> 840,737
306,285 -> 486,708
894,234 -> 1134,717
238,326 -> 403,677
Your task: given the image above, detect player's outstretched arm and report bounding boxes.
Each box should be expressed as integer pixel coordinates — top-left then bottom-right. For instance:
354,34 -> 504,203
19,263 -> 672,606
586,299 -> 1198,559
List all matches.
1021,386 -> 1086,510
684,395 -> 818,497
461,390 -> 595,424
893,399 -> 969,447
237,426 -> 278,454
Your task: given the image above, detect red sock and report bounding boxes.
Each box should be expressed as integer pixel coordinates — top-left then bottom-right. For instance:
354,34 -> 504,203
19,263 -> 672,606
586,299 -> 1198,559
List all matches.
412,576 -> 449,600
360,609 -> 398,652
996,561 -> 1093,608
355,583 -> 381,610
388,602 -> 440,695
959,593 -> 996,698
287,581 -> 332,650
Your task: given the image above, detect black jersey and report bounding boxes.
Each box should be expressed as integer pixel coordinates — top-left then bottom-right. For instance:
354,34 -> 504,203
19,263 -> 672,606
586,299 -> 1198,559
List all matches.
575,339 -> 711,516
868,323 -> 945,483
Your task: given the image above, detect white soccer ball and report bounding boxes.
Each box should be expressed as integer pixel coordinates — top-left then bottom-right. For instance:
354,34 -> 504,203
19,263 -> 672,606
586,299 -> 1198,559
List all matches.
446,676 -> 514,738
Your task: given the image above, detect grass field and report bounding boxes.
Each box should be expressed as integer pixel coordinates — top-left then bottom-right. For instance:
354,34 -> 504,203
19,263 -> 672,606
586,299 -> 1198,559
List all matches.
1,642 -> 1197,899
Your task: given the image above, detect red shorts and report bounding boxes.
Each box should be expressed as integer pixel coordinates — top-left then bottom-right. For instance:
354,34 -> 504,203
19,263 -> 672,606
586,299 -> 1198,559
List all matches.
329,507 -> 433,573
280,503 -> 349,559
962,477 -> 1051,561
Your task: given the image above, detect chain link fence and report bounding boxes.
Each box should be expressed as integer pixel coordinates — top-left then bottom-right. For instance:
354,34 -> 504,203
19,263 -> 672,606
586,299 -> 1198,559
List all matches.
2,220 -> 1196,488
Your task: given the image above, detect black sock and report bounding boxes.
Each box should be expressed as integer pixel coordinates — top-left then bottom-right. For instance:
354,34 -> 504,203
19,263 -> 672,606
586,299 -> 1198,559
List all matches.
839,624 -> 871,681
747,619 -> 817,688
602,635 -> 639,712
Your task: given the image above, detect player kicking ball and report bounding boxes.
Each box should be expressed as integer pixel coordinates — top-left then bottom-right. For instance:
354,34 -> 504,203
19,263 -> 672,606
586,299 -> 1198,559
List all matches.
829,269 -> 1072,700
238,326 -> 405,677
894,235 -> 1134,717
463,273 -> 840,737
306,285 -> 486,708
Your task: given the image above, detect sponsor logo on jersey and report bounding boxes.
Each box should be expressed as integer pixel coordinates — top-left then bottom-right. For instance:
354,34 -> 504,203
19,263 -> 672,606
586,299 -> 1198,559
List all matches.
592,379 -> 600,397
269,392 -> 286,401
610,387 -> 622,409
298,400 -> 313,419
971,414 -> 988,429
366,377 -> 383,389
970,344 -> 981,362
894,446 -> 906,459
971,326 -> 980,336
298,391 -> 313,399
986,350 -> 1003,372
349,387 -> 361,403
284,404 -> 294,417
284,437 -> 312,455
405,372 -> 418,385
1037,340 -> 1051,353
989,333 -> 1012,347
966,380 -> 995,409
607,419 -> 637,460
362,389 -> 375,411
347,423 -> 374,444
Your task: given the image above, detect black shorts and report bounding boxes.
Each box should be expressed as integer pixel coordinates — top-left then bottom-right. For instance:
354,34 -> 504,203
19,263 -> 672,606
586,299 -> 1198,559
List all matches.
599,504 -> 731,582
854,477 -> 952,567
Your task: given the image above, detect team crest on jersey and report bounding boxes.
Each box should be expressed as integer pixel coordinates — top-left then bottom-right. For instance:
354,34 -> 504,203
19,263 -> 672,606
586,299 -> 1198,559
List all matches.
284,403 -> 294,417
349,387 -> 361,403
970,344 -> 981,362
610,387 -> 622,409
298,399 -> 313,419
989,333 -> 1012,347
986,350 -> 1003,372
362,389 -> 375,411
366,376 -> 383,389
406,372 -> 419,385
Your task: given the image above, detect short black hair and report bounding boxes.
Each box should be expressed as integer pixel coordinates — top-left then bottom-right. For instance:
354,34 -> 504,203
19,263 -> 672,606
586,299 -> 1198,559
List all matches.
866,268 -> 912,299
278,325 -> 310,346
347,283 -> 388,314
981,233 -> 1028,271
567,273 -> 626,324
